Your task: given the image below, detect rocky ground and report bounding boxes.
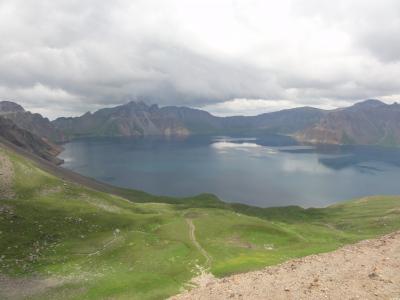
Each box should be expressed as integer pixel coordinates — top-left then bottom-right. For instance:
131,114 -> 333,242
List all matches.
0,152 -> 14,199
171,231 -> 400,300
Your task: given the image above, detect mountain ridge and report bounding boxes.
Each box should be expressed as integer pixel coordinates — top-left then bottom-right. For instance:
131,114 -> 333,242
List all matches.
2,99 -> 400,146
52,101 -> 327,138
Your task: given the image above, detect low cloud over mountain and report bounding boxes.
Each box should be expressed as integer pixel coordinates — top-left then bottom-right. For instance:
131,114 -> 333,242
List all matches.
1,0 -> 400,118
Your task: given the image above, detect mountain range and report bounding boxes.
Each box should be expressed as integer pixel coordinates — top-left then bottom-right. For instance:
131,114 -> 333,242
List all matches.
52,101 -> 325,139
50,99 -> 400,147
0,99 -> 399,164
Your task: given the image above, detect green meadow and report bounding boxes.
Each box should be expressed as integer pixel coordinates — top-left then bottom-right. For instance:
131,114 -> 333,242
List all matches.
1,146 -> 399,299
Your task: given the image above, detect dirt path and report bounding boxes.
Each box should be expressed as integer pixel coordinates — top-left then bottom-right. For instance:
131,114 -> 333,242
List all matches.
186,218 -> 212,271
172,231 -> 400,300
0,151 -> 14,199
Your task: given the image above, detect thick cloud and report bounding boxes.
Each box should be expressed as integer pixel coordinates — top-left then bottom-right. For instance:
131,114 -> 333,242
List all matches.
0,0 -> 399,118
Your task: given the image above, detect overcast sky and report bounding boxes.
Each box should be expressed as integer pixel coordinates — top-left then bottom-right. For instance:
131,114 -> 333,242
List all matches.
1,0 -> 400,119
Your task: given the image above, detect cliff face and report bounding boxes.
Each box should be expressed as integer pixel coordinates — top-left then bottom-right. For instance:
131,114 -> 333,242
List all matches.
53,101 -> 190,138
296,100 -> 400,146
0,116 -> 63,164
0,101 -> 66,143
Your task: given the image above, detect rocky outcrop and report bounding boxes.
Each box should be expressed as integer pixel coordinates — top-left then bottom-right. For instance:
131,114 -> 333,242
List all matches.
0,116 -> 63,165
0,101 -> 66,143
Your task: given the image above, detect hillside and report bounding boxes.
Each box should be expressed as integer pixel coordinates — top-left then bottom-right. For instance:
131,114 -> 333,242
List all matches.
296,100 -> 400,146
0,143 -> 400,299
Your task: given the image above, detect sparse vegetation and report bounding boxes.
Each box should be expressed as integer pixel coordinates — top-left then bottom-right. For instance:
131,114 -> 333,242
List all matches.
1,146 -> 399,299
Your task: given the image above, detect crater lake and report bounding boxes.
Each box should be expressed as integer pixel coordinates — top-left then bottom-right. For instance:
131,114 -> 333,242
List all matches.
59,135 -> 400,207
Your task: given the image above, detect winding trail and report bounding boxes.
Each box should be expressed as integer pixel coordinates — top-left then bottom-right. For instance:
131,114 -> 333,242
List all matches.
186,218 -> 212,270
87,236 -> 120,257
74,235 -> 121,257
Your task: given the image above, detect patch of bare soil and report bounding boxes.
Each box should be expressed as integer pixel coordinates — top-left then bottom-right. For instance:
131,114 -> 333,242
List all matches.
0,275 -> 66,300
227,236 -> 274,250
0,152 -> 14,199
38,185 -> 64,197
171,231 -> 400,300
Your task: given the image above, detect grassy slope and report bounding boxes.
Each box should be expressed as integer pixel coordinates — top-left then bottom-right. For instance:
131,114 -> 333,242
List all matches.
0,146 -> 400,299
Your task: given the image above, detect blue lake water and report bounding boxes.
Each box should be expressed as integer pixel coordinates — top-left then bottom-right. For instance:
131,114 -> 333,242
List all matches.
59,135 -> 400,208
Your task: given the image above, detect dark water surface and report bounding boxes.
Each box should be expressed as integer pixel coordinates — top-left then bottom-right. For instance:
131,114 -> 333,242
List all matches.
59,135 -> 400,207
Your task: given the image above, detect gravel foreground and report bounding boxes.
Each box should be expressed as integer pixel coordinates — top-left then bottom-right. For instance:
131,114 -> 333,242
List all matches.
171,231 -> 400,300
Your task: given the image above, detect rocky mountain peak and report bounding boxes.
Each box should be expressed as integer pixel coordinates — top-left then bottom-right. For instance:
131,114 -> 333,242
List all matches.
124,100 -> 150,110
350,99 -> 387,109
0,101 -> 25,114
